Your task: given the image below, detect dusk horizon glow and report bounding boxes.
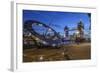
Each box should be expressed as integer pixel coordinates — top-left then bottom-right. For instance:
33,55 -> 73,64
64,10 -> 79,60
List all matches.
23,10 -> 91,36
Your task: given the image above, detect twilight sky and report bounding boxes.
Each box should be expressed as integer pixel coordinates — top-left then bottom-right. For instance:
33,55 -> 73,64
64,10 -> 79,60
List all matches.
23,10 -> 91,35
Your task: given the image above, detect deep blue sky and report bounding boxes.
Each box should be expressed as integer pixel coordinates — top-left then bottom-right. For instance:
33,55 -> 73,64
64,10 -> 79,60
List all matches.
23,10 -> 90,35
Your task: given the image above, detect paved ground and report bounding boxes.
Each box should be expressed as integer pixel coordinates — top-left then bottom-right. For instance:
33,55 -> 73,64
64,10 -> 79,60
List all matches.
23,43 -> 91,62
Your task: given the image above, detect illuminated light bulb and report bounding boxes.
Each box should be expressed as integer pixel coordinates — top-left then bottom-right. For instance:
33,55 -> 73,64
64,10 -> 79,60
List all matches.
76,31 -> 79,34
38,23 -> 43,26
39,55 -> 44,61
42,41 -> 47,44
48,28 -> 52,31
52,44 -> 56,47
35,38 -> 39,40
62,52 -> 65,55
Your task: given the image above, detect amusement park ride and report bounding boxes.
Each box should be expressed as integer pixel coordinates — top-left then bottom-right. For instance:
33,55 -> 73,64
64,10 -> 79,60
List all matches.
23,19 -> 86,49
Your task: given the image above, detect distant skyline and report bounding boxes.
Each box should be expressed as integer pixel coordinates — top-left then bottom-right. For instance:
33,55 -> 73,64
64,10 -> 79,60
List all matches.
23,10 -> 91,35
